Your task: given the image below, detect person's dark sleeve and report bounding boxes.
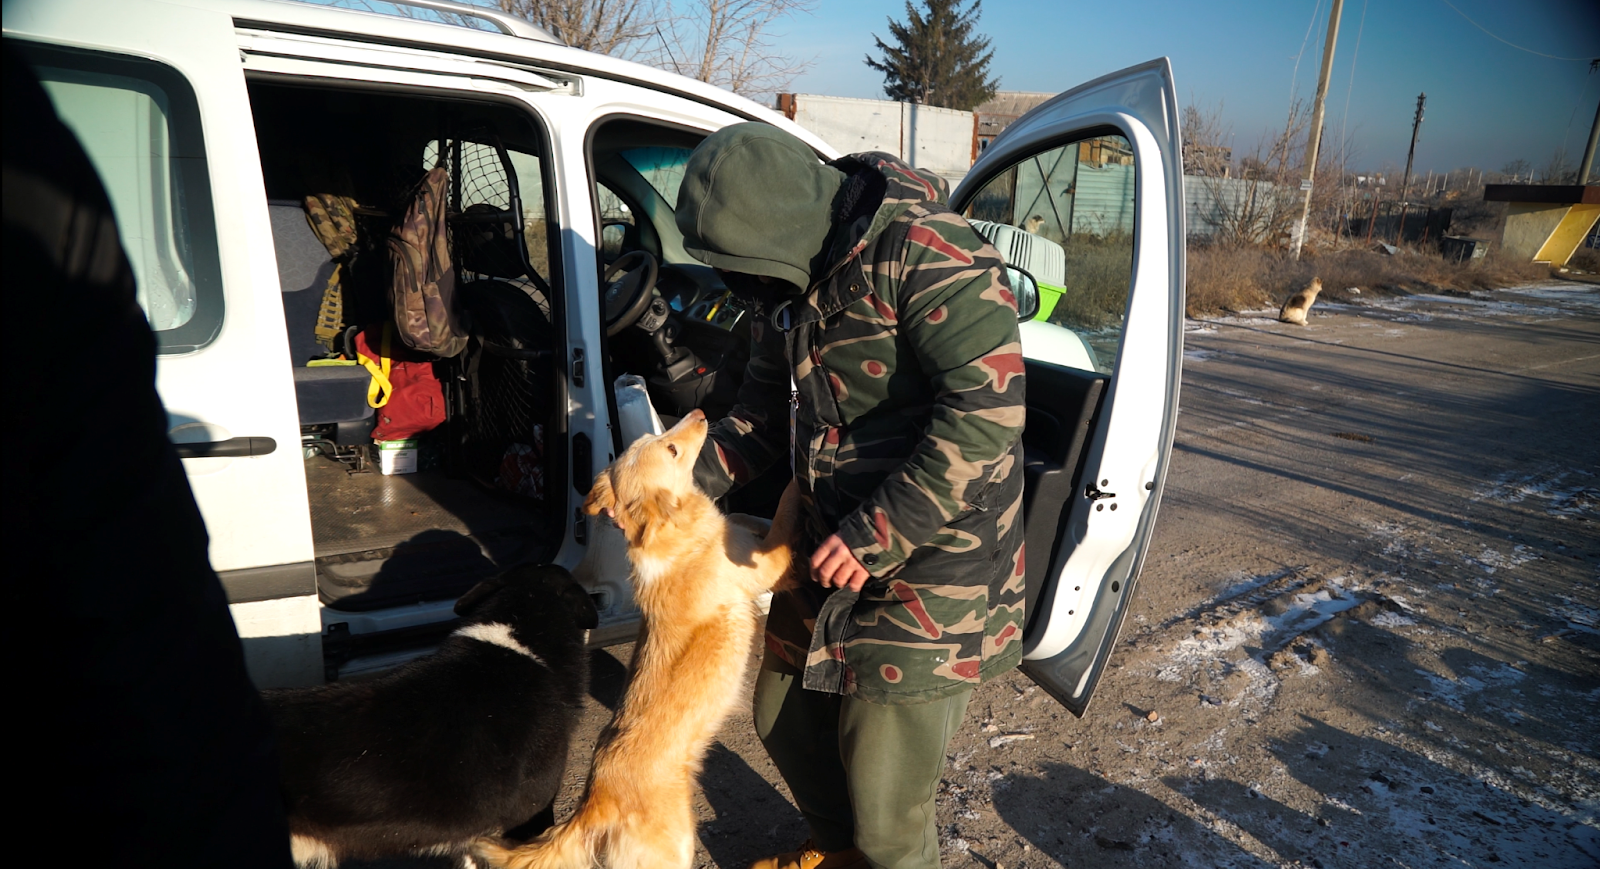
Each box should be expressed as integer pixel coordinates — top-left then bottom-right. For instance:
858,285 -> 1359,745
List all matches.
693,309 -> 792,498
3,42 -> 293,867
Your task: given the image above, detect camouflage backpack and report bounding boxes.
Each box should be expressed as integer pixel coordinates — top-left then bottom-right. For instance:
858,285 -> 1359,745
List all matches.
388,166 -> 467,357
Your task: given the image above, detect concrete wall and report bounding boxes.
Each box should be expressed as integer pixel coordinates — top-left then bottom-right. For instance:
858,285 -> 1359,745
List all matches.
1531,203 -> 1600,265
1503,202 -> 1574,261
787,94 -> 975,189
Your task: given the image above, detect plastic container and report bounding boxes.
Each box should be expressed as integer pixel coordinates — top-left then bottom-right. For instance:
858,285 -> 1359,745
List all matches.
376,438 -> 419,475
614,374 -> 664,447
1035,280 -> 1066,322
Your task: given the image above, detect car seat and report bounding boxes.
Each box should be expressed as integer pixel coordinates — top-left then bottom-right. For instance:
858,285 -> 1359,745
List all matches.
269,202 -> 374,437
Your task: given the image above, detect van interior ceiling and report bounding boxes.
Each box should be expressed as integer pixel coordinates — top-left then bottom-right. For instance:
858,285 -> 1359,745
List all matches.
247,80 -> 566,618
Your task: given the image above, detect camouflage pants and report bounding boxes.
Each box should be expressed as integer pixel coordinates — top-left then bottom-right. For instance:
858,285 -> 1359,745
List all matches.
753,653 -> 972,869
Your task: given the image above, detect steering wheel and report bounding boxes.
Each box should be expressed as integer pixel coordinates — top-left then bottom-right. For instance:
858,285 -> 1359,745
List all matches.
602,250 -> 659,337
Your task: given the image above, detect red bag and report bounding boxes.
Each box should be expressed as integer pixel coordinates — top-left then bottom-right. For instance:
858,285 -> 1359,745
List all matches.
355,325 -> 445,441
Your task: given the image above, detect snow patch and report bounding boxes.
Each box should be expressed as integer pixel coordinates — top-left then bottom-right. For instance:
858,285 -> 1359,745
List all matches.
1368,610 -> 1417,628
1553,598 -> 1600,635
1474,544 -> 1539,574
1474,467 -> 1597,519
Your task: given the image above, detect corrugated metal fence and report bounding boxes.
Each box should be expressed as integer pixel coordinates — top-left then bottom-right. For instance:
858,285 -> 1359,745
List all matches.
1074,163 -> 1136,235
1183,176 -> 1282,239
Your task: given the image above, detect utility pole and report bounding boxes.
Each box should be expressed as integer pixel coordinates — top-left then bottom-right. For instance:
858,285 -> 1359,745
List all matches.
1291,0 -> 1344,260
1400,92 -> 1426,200
1580,80 -> 1599,184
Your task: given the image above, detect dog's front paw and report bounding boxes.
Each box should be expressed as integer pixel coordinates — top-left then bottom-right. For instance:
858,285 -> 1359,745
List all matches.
771,557 -> 805,593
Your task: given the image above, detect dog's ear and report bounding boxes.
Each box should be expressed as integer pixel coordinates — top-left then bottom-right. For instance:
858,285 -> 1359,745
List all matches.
454,575 -> 507,617
583,469 -> 616,518
620,488 -> 677,548
559,581 -> 601,630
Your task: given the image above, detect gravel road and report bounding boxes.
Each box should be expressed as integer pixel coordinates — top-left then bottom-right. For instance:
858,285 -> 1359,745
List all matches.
369,281 -> 1600,869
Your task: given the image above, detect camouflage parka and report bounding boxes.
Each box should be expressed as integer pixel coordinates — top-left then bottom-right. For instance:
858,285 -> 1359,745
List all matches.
693,152 -> 1028,705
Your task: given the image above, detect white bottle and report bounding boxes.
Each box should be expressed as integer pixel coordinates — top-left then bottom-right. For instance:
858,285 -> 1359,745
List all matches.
614,374 -> 664,447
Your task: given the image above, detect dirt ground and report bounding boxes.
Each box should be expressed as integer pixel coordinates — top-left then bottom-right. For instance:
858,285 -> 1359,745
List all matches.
381,281 -> 1600,869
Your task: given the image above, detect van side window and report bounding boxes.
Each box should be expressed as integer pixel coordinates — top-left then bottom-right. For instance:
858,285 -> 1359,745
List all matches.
507,148 -> 553,295
29,45 -> 224,354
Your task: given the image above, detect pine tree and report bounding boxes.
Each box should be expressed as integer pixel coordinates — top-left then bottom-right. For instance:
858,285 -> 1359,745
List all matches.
864,0 -> 998,111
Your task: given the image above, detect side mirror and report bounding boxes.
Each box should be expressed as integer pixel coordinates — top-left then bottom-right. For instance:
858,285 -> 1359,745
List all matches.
1006,265 -> 1041,322
600,220 -> 631,264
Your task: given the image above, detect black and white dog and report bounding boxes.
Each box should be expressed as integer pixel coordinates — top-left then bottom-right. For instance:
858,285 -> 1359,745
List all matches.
263,564 -> 598,867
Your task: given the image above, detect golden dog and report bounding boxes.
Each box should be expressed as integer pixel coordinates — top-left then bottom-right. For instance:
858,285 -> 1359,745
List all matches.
477,409 -> 800,869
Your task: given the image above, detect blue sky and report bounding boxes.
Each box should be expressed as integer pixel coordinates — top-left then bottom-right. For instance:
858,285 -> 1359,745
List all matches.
777,0 -> 1600,175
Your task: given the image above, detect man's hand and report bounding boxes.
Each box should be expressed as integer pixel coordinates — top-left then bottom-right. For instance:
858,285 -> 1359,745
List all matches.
811,534 -> 871,591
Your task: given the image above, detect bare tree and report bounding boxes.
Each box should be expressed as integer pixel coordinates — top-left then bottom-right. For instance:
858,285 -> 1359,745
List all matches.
1184,100 -> 1312,247
1538,147 -> 1576,184
656,0 -> 815,99
489,0 -> 811,98
496,0 -> 664,57
1500,158 -> 1531,182
1181,101 -> 1232,177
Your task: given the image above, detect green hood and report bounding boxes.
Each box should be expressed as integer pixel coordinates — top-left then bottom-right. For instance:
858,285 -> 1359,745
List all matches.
675,123 -> 845,290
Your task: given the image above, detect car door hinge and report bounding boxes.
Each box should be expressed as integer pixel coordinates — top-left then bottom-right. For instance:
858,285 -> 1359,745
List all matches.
571,347 -> 586,388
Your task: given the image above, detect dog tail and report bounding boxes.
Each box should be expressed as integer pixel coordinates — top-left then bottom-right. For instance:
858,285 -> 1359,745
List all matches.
474,813 -> 601,869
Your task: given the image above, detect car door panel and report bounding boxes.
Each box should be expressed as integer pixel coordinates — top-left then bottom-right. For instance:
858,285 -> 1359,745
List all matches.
1018,360 -> 1106,629
951,59 -> 1185,715
8,0 -> 322,686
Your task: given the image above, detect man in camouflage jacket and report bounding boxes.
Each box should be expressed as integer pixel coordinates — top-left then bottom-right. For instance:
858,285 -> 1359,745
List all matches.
676,124 -> 1026,869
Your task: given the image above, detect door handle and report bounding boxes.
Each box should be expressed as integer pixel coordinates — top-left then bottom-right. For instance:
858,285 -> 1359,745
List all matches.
174,437 -> 277,458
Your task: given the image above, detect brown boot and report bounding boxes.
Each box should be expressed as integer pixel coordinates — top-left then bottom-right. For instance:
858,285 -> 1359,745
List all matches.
746,840 -> 869,869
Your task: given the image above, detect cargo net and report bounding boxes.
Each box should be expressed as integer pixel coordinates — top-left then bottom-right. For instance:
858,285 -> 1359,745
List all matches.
457,279 -> 554,501
474,356 -> 545,500
422,137 -> 550,316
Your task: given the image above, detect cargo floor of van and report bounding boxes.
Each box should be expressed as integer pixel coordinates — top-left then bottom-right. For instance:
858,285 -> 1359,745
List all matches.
305,455 -> 552,611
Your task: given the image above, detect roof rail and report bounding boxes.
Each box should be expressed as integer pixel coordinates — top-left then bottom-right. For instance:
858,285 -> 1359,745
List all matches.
372,0 -> 565,44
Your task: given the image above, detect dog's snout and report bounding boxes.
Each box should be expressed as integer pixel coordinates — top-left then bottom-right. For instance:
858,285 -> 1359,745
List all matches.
685,408 -> 705,422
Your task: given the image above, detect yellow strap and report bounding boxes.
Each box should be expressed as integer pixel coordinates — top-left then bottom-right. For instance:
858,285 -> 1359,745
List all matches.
358,323 -> 394,408
313,263 -> 344,353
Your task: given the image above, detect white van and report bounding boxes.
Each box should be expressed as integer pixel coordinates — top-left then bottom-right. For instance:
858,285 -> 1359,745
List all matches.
5,0 -> 1184,714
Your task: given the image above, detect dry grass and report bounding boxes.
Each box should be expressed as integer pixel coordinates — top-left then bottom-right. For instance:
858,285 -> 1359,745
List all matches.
1185,241 -> 1550,317
1185,244 -> 1271,315
525,217 -> 553,280
1049,233 -> 1135,331
1567,246 -> 1600,274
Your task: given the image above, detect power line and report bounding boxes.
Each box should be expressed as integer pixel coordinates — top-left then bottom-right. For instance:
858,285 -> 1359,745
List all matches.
1337,0 -> 1367,204
1338,0 -> 1368,161
1288,0 -> 1324,109
1562,72 -> 1597,161
1438,0 -> 1595,62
